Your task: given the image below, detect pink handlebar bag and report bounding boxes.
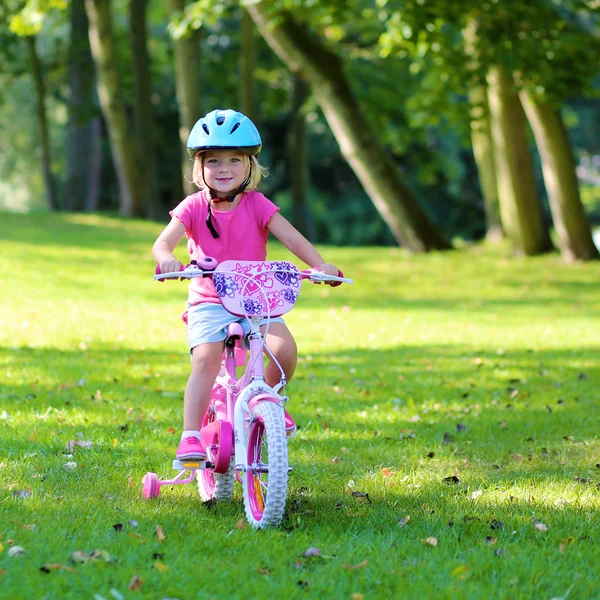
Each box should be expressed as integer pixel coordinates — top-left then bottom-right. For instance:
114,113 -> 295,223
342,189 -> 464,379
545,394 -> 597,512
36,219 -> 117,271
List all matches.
214,260 -> 302,318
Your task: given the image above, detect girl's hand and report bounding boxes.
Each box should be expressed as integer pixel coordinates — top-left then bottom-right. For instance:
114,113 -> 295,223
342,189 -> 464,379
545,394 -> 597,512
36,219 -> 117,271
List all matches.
159,258 -> 184,274
314,263 -> 341,285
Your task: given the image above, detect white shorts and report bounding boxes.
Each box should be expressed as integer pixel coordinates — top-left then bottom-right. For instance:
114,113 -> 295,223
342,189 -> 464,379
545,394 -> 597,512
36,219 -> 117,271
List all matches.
187,303 -> 285,352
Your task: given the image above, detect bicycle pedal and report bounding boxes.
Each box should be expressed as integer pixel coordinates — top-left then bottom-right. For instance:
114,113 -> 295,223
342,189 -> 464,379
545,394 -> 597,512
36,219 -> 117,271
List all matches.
172,459 -> 206,470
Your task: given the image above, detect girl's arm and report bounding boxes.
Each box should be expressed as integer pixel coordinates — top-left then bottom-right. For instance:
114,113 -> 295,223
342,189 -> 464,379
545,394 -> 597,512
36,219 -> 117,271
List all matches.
267,212 -> 339,276
152,217 -> 187,273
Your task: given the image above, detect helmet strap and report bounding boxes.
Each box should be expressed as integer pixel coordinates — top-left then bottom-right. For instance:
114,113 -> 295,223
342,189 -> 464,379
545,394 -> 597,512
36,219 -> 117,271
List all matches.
202,160 -> 253,239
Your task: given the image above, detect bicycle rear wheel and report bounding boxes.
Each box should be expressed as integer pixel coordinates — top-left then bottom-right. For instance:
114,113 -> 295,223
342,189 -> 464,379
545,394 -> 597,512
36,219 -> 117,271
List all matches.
243,400 -> 288,528
197,401 -> 234,502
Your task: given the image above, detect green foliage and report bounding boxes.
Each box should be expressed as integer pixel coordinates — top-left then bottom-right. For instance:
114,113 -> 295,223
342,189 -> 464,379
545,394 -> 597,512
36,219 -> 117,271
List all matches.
1,213 -> 600,597
8,0 -> 66,36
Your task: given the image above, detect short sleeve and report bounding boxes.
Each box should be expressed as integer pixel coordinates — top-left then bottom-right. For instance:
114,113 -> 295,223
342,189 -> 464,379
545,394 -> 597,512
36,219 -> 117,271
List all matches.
169,195 -> 196,230
252,192 -> 280,229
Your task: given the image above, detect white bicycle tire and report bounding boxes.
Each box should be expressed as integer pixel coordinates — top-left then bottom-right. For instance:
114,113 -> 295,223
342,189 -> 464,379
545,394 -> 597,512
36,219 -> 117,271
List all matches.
243,401 -> 288,528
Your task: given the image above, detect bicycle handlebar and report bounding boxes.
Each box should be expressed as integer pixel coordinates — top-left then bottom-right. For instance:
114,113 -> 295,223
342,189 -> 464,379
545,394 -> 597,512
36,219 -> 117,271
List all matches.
154,261 -> 353,285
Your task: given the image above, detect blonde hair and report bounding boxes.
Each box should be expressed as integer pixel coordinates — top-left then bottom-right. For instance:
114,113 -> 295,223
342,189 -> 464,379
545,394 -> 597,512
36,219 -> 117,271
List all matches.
191,153 -> 268,191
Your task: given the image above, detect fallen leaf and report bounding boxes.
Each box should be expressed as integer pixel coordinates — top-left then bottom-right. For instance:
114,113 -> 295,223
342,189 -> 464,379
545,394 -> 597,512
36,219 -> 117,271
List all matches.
443,432 -> 453,444
65,440 -> 93,451
303,547 -> 321,558
12,490 -> 32,499
156,526 -> 165,541
451,565 -> 469,578
380,468 -> 394,478
421,537 -> 438,547
63,462 -> 77,470
113,523 -> 124,532
485,536 -> 497,545
490,520 -> 504,531
350,594 -> 364,600
471,490 -> 482,500
342,560 -> 368,570
456,423 -> 468,433
257,567 -> 270,575
351,491 -> 372,503
443,475 -> 460,484
534,521 -> 548,532
154,560 -> 169,573
8,546 -> 25,557
128,575 -> 143,591
398,516 -> 410,527
39,563 -> 75,573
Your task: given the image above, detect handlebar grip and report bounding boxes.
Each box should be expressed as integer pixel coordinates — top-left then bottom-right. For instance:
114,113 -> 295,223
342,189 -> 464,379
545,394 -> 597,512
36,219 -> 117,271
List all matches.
330,269 -> 344,288
155,265 -> 165,282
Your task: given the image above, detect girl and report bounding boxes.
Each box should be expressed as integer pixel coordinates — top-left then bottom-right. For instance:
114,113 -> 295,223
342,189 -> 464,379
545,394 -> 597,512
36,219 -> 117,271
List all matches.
152,108 -> 340,461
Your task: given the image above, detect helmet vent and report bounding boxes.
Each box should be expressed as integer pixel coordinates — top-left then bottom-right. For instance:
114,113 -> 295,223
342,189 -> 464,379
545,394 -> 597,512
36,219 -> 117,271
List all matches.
216,116 -> 225,125
202,124 -> 210,135
230,122 -> 241,134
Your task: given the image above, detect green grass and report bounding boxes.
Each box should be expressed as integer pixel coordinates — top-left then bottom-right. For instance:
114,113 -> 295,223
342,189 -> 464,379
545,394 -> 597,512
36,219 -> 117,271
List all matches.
1,212 -> 599,599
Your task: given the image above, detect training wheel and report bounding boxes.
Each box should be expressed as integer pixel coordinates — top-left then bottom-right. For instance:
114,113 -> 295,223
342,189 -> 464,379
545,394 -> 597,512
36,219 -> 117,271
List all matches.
142,472 -> 160,499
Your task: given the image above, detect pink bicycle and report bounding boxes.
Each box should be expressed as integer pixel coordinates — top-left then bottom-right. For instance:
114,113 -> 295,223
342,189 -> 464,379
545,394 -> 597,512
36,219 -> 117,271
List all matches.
142,257 -> 352,528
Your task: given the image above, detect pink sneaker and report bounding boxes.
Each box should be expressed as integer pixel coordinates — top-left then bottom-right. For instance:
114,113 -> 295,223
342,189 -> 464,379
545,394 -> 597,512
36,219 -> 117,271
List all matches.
284,410 -> 297,438
176,436 -> 206,460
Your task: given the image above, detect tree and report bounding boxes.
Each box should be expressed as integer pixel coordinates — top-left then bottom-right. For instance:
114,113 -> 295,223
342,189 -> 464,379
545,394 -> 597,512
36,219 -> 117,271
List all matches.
168,0 -> 203,198
246,4 -> 450,251
66,0 -> 101,212
9,0 -> 62,211
520,91 -> 599,261
487,66 -> 551,255
85,0 -> 144,217
129,0 -> 160,218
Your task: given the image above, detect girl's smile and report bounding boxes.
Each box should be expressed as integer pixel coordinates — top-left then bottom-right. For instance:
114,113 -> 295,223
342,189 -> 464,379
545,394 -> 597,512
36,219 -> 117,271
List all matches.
202,150 -> 248,196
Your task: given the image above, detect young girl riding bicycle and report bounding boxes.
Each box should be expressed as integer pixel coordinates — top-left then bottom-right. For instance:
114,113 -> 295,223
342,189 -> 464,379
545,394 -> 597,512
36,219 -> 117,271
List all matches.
152,108 -> 340,462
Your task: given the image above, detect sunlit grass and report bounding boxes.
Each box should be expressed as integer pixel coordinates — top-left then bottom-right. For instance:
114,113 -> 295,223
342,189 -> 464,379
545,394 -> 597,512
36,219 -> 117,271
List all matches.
1,211 -> 599,599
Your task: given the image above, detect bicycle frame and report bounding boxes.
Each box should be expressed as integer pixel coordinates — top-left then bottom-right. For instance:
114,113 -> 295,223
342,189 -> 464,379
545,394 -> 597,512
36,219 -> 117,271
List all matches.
145,258 -> 352,526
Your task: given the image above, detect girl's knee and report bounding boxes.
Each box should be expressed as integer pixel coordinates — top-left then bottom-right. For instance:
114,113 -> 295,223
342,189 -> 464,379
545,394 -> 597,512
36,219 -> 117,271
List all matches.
190,342 -> 223,373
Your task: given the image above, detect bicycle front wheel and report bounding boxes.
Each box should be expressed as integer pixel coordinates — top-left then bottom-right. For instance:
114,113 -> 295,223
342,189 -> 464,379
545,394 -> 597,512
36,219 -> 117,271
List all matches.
243,400 -> 288,528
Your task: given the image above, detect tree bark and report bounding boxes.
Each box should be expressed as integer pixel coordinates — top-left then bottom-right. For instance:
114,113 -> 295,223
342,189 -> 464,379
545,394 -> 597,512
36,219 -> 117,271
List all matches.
239,8 -> 256,120
27,36 -> 58,211
169,0 -> 202,197
486,66 -> 552,255
247,6 -> 450,251
520,91 -> 599,261
469,84 -> 503,242
66,0 -> 101,212
129,0 -> 161,218
85,0 -> 144,217
287,75 -> 314,240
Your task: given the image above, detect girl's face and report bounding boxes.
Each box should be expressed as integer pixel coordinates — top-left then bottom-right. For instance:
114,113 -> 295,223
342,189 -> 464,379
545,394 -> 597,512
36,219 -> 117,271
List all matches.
202,150 -> 248,196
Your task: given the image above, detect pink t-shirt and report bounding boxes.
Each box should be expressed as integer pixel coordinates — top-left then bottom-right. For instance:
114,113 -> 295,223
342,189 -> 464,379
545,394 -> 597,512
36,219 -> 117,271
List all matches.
170,190 -> 280,305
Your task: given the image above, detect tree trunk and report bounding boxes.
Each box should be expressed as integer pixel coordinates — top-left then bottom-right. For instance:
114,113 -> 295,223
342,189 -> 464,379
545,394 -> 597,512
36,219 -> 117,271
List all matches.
27,36 -> 58,211
66,0 -> 101,212
468,84 -> 503,242
519,91 -> 599,261
85,0 -> 144,217
239,8 -> 256,120
129,0 -> 161,218
287,75 -> 314,240
169,0 -> 202,197
247,6 -> 450,251
85,118 -> 103,211
486,66 -> 552,255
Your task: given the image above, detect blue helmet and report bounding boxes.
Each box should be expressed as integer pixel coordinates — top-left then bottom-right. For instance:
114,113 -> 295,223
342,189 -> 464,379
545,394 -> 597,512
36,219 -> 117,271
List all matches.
187,109 -> 262,158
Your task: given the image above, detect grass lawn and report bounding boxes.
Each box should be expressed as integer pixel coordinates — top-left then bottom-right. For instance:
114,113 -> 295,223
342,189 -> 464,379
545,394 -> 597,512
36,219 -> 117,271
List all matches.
1,212 -> 599,599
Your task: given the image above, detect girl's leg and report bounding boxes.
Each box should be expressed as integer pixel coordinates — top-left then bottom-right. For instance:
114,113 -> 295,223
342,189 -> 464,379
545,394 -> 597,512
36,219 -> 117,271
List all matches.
261,322 -> 297,388
183,341 -> 223,430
